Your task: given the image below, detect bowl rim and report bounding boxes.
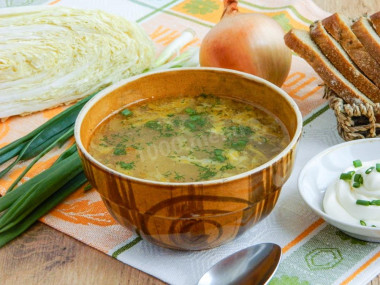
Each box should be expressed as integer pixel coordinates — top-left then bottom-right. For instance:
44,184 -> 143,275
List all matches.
74,67 -> 303,186
297,137 -> 380,232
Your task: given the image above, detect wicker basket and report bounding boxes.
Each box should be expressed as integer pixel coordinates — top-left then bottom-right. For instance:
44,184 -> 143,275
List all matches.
325,88 -> 380,141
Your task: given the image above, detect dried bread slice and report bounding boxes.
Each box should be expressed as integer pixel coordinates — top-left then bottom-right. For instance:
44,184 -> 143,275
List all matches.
322,13 -> 380,89
352,17 -> 380,65
310,21 -> 380,103
284,29 -> 374,106
370,11 -> 380,35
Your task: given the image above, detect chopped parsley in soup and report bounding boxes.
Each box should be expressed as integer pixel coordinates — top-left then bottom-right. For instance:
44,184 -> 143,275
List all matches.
88,94 -> 289,182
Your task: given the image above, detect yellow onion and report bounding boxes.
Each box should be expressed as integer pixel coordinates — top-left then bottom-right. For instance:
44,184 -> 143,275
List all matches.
200,0 -> 292,86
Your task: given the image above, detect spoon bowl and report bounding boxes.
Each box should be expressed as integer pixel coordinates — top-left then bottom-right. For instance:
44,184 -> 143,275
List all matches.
198,243 -> 281,285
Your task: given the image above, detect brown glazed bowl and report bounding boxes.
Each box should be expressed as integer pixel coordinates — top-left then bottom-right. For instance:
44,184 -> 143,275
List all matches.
74,68 -> 302,250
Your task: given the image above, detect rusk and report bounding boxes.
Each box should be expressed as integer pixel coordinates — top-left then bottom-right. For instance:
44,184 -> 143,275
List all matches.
310,21 -> 380,103
322,13 -> 380,89
284,29 -> 374,106
352,17 -> 380,65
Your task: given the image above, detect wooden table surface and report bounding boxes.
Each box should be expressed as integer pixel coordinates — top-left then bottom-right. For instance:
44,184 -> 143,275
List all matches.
2,1 -> 380,284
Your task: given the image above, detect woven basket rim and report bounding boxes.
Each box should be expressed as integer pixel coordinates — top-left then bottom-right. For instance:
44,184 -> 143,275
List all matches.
325,87 -> 380,140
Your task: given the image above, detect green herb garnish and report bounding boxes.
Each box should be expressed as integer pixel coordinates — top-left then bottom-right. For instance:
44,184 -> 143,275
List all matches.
184,121 -> 196,131
145,120 -> 162,131
340,171 -> 355,180
113,147 -> 126,156
223,125 -> 253,151
212,149 -> 226,162
199,169 -> 217,180
165,124 -> 174,132
174,172 -> 185,181
365,167 -> 375,174
163,171 -> 172,178
220,163 -> 235,171
117,161 -> 135,170
353,173 -> 363,184
130,144 -> 143,150
173,118 -> 181,126
228,125 -> 254,136
356,200 -> 370,206
353,159 -> 362,168
231,139 -> 248,151
192,163 -> 217,180
189,114 -> 202,121
120,108 -> 132,117
360,220 -> 367,226
352,182 -> 361,188
377,163 -> 380,172
184,115 -> 207,132
185,108 -> 197,115
356,199 -> 380,206
101,135 -> 111,145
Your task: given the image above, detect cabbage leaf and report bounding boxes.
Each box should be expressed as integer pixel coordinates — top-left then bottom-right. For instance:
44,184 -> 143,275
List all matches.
0,6 -> 155,118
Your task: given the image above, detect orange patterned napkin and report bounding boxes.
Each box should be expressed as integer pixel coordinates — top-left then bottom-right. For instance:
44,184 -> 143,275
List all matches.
1,1 -> 380,284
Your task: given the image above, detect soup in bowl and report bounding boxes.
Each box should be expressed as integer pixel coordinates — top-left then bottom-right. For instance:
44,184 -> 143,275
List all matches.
75,68 -> 302,250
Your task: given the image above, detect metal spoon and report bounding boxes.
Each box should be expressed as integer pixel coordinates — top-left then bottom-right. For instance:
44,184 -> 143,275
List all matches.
198,243 -> 281,285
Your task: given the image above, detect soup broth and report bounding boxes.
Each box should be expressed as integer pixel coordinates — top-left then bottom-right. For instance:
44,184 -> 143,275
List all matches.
88,94 -> 289,182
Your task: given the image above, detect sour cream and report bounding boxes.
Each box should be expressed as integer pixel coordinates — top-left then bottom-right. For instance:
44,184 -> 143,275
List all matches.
323,160 -> 380,227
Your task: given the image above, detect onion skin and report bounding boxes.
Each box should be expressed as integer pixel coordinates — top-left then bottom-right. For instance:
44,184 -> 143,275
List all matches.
200,1 -> 292,87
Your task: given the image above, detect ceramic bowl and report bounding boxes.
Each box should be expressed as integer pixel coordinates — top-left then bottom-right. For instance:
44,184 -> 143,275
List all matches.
75,68 -> 302,250
298,138 -> 380,242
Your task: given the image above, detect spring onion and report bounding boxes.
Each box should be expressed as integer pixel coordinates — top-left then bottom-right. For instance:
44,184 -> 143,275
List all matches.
352,182 -> 361,188
353,173 -> 363,184
154,29 -> 195,67
365,167 -> 375,174
340,171 -> 355,180
353,159 -> 362,168
356,200 -> 380,206
7,127 -> 74,193
0,152 -> 82,232
0,172 -> 87,248
356,200 -> 370,206
0,93 -> 96,177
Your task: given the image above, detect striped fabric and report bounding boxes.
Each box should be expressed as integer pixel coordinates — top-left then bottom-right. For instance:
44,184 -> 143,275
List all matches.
1,0 -> 379,284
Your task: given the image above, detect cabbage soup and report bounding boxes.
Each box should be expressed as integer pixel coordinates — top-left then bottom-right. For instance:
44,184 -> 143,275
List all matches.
88,94 -> 289,182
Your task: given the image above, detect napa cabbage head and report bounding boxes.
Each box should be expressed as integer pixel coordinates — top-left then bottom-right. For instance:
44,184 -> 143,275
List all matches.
0,6 -> 155,118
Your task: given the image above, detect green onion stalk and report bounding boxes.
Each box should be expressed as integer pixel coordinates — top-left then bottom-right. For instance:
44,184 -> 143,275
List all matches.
0,29 -> 199,248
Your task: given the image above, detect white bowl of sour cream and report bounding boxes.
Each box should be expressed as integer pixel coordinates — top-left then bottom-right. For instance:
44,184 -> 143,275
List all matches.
298,138 -> 380,242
